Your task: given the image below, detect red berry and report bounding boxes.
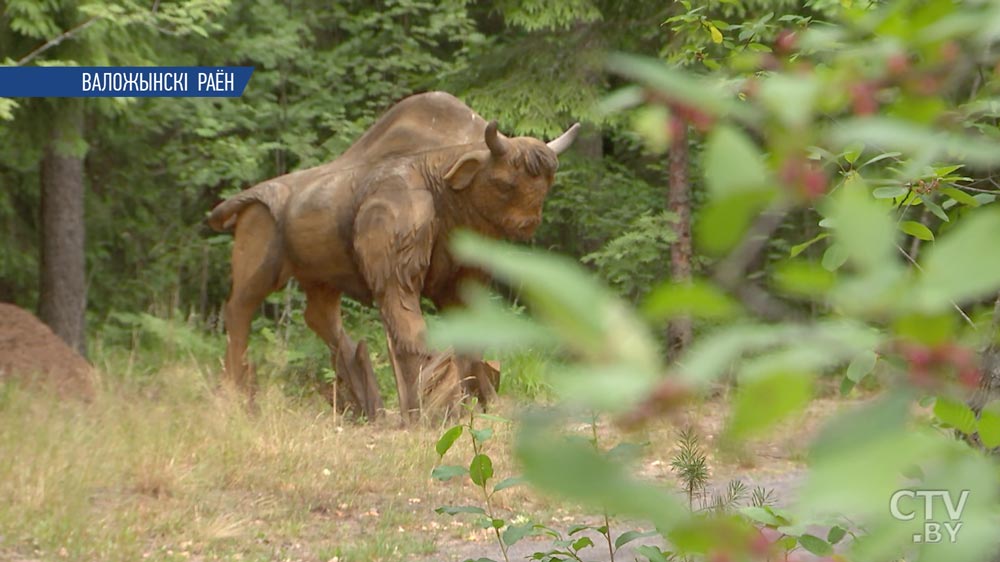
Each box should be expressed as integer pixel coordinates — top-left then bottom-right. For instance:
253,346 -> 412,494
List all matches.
671,103 -> 715,133
775,29 -> 797,54
801,167 -> 828,200
850,82 -> 879,115
904,344 -> 933,370
909,366 -> 935,389
748,528 -> 776,556
914,76 -> 941,96
959,366 -> 981,389
708,550 -> 733,562
780,158 -> 827,200
932,343 -> 969,367
887,53 -> 910,76
759,54 -> 780,71
741,78 -> 759,99
939,41 -> 960,64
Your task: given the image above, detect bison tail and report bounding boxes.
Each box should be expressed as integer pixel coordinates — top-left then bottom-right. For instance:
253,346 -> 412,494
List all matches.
207,181 -> 291,232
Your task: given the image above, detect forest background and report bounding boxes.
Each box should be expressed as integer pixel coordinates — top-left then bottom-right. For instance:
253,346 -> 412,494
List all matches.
1,0 -> 841,397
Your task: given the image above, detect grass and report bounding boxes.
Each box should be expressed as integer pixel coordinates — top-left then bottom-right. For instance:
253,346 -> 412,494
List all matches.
1,314 -> 848,562
0,355 -> 563,562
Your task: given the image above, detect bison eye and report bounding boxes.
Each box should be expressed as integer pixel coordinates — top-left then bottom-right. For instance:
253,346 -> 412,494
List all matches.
497,180 -> 516,190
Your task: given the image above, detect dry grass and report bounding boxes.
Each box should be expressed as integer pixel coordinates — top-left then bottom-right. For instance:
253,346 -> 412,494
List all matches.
0,361 -> 849,562
0,362 -> 540,562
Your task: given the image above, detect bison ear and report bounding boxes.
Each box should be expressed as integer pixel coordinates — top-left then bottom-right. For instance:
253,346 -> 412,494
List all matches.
443,150 -> 489,191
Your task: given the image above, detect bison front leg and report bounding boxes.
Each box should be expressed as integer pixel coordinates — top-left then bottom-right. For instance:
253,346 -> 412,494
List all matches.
355,188 -> 462,422
378,288 -> 431,422
303,288 -> 383,420
377,287 -> 467,422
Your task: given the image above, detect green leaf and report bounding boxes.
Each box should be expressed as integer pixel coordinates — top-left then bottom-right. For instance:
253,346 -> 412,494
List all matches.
605,52 -> 739,118
634,545 -> 672,562
436,505 -> 487,516
429,287 -> 557,353
703,125 -> 769,198
436,425 -> 463,458
502,524 -> 534,547
846,350 -> 878,382
517,418 -> 686,532
872,186 -> 908,199
599,85 -> 645,115
828,525 -> 847,544
571,536 -> 594,551
899,220 -> 934,241
861,151 -> 903,167
831,117 -> 1000,168
759,73 -> 820,128
821,244 -> 848,272
607,441 -> 647,464
790,233 -> 829,257
680,321 -> 880,385
449,233 -> 661,372
469,454 -> 494,487
632,105 -> 671,153
774,261 -> 836,297
798,534 -> 833,556
843,143 -> 864,164
728,370 -> 814,439
548,364 -> 660,413
431,465 -> 468,481
923,198 -> 950,222
696,191 -> 774,256
933,395 -> 977,435
824,176 -> 896,272
707,22 -> 723,43
840,377 -> 856,396
493,476 -> 527,493
893,313 -> 957,346
643,281 -> 739,320
977,401 -> 1000,448
614,530 -> 657,549
741,506 -> 790,527
476,413 -> 512,424
915,209 -> 1000,309
471,427 -> 494,444
941,186 -> 980,207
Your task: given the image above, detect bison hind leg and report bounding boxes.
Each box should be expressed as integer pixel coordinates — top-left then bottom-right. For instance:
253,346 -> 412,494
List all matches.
223,203 -> 290,401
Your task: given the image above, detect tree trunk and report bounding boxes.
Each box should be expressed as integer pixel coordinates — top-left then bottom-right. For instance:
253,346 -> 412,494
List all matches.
667,123 -> 693,354
38,101 -> 87,356
970,294 -> 1000,415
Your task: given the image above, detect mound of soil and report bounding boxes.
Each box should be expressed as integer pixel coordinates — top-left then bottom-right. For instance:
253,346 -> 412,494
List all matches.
0,302 -> 95,399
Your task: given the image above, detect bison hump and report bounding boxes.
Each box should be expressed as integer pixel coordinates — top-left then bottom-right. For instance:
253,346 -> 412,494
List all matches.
339,92 -> 489,164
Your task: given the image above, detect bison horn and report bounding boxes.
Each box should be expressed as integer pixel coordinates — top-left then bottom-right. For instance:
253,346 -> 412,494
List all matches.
484,120 -> 508,156
547,123 -> 581,155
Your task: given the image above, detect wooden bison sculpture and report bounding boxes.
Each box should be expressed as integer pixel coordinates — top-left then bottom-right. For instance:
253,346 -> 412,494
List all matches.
208,91 -> 579,421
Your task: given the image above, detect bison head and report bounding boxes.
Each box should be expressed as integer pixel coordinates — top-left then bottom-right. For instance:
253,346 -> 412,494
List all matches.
443,121 -> 580,241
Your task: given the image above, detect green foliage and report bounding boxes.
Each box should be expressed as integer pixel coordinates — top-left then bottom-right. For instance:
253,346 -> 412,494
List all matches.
427,2 -> 1000,560
582,211 -> 677,299
669,428 -> 709,509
